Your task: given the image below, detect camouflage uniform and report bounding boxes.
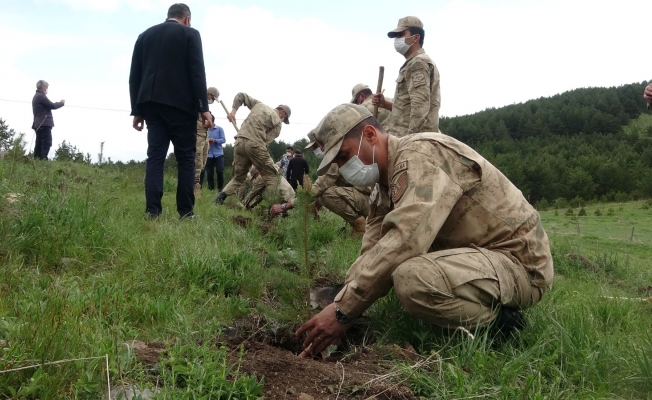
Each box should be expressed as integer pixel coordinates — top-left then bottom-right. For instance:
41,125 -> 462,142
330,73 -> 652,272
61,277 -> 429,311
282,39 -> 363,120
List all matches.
245,173 -> 295,209
387,48 -> 440,137
221,93 -> 283,197
194,116 -> 209,185
350,83 -> 392,129
360,96 -> 392,129
310,164 -> 370,222
314,104 -> 553,329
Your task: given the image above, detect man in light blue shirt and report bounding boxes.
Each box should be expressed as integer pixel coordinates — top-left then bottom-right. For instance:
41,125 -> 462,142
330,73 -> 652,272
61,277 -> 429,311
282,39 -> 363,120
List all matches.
204,115 -> 226,191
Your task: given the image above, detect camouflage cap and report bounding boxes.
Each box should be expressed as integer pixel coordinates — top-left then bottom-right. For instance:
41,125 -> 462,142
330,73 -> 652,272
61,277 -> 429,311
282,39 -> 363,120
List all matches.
304,130 -> 318,150
276,104 -> 291,124
350,83 -> 372,103
315,104 -> 372,175
207,87 -> 220,99
387,16 -> 423,38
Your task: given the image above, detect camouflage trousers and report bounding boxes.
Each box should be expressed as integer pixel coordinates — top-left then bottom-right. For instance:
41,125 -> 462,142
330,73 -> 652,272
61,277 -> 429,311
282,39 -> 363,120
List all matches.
194,131 -> 209,185
392,247 -> 547,329
222,138 -> 279,196
319,186 -> 369,222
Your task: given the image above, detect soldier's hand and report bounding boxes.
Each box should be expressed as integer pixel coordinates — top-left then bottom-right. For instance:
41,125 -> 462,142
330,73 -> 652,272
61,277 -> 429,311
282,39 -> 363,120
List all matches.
227,109 -> 237,123
296,303 -> 352,359
269,204 -> 283,218
645,84 -> 652,104
132,116 -> 144,131
372,93 -> 388,109
60,99 -> 66,104
201,111 -> 214,129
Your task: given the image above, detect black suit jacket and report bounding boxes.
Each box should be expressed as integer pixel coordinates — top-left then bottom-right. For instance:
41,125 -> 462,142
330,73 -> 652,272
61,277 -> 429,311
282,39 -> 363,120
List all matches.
32,91 -> 64,129
129,20 -> 209,118
286,156 -> 310,183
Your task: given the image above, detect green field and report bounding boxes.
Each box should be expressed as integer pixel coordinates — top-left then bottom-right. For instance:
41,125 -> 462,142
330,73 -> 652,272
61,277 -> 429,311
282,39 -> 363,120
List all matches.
1,159 -> 651,399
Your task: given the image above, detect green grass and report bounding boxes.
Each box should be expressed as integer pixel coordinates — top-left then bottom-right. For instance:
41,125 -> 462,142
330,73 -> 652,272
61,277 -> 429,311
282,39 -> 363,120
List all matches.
1,158 -> 652,399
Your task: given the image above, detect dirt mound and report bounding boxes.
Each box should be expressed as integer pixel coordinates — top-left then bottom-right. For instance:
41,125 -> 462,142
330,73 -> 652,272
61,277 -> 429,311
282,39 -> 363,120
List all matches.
129,326 -> 419,398
226,339 -> 416,399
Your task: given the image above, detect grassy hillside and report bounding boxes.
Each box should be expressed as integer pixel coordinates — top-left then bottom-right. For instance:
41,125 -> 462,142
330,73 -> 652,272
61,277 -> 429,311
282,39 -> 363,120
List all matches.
1,159 -> 651,399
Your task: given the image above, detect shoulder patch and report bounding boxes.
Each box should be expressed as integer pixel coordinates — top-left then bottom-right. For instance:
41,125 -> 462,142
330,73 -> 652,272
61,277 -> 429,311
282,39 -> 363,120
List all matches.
394,160 -> 409,174
411,71 -> 427,88
390,171 -> 409,203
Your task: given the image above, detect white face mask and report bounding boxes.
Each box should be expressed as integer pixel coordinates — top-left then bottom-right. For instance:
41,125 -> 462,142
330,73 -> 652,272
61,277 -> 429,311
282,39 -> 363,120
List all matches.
394,35 -> 414,55
338,132 -> 379,186
313,148 -> 324,159
208,98 -> 214,104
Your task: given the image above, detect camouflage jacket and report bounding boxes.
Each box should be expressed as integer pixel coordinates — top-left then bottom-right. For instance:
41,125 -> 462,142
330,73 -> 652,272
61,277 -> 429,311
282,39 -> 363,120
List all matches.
359,96 -> 392,129
334,133 -> 554,318
232,93 -> 282,145
387,49 -> 441,137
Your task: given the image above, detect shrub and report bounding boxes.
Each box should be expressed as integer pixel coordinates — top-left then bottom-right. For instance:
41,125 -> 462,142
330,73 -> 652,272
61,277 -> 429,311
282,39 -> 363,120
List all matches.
578,207 -> 587,216
565,208 -> 575,217
594,208 -> 603,216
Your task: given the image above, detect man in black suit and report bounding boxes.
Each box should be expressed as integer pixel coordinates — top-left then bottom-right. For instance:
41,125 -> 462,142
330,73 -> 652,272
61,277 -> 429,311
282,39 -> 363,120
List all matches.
129,3 -> 214,220
286,149 -> 310,190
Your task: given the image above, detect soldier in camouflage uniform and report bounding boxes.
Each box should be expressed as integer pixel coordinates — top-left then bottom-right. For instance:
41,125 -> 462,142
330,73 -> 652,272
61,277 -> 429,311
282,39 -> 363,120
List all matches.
214,93 -> 291,205
269,131 -> 371,234
244,166 -> 295,210
295,104 -> 554,358
350,84 -> 391,128
194,87 -> 220,197
373,16 -> 441,137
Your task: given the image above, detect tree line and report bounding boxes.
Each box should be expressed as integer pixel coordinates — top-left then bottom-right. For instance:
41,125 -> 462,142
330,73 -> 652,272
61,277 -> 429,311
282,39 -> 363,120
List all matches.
439,81 -> 652,205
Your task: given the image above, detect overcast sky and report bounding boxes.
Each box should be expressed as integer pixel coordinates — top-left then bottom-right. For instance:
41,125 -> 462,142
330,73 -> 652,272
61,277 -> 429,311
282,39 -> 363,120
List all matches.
1,0 -> 650,162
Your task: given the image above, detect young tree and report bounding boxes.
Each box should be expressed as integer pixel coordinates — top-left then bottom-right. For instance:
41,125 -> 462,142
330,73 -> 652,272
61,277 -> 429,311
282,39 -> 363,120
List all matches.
0,118 -> 17,151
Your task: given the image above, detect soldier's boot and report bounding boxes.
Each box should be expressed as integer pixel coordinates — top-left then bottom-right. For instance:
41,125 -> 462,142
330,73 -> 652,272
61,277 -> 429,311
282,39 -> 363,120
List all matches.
492,307 -> 526,338
348,216 -> 366,237
214,191 -> 227,205
194,183 -> 201,198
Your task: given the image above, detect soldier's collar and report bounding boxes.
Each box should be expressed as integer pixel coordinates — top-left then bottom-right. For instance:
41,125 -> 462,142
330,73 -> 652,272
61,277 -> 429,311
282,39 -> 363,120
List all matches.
401,48 -> 425,68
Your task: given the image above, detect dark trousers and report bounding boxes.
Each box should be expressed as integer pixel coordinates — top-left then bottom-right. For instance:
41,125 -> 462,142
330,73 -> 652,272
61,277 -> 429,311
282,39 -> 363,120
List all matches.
34,126 -> 52,160
205,156 -> 225,191
288,178 -> 303,191
140,102 -> 196,217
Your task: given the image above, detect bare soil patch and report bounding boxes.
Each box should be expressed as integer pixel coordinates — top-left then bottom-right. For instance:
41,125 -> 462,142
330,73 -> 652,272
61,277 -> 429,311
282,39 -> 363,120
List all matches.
130,320 -> 418,399
231,215 -> 252,228
225,338 -> 416,399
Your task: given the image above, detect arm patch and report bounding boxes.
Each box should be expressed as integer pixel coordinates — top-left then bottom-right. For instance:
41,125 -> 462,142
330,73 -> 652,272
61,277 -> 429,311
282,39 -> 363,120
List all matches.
411,71 -> 427,88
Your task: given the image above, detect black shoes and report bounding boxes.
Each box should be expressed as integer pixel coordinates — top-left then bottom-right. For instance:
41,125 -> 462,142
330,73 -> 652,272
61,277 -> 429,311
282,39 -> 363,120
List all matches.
214,191 -> 227,205
492,307 -> 526,337
179,212 -> 195,221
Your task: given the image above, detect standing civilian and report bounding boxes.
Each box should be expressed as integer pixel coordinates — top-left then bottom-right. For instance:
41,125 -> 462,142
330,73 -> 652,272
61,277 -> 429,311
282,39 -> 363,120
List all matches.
129,3 -> 213,220
31,80 -> 65,160
286,149 -> 309,190
205,114 -> 226,191
277,145 -> 293,177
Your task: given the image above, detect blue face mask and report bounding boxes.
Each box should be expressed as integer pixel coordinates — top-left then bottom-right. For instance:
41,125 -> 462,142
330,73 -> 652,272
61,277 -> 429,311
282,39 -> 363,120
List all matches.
338,132 -> 379,187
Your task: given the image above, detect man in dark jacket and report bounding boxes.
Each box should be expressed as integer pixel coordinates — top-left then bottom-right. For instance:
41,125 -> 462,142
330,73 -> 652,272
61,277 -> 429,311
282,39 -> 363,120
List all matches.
129,3 -> 213,219
31,80 -> 65,160
286,149 -> 310,190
